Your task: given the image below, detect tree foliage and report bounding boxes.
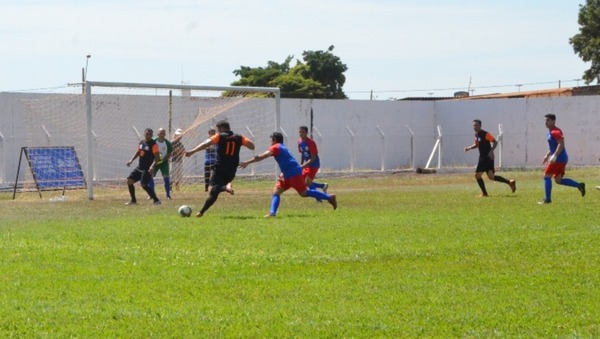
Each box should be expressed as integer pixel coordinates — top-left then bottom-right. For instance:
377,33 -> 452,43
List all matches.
232,57 -> 292,88
301,46 -> 348,99
231,46 -> 348,99
570,0 -> 600,83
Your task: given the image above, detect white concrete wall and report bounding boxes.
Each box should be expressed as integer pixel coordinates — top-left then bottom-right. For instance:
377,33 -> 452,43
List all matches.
1,92 -> 599,188
280,96 -> 600,172
435,96 -> 600,168
280,99 -> 436,171
0,93 -> 40,187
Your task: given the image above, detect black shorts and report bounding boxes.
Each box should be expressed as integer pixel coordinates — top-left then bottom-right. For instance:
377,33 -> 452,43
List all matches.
204,163 -> 215,174
128,168 -> 152,186
209,165 -> 237,187
475,157 -> 495,173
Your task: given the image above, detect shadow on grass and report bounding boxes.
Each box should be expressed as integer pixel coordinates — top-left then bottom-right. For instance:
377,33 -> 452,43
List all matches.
221,215 -> 261,220
221,213 -> 314,220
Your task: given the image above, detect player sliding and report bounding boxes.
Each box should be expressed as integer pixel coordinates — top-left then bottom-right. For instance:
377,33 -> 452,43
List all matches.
185,120 -> 255,217
239,132 -> 337,217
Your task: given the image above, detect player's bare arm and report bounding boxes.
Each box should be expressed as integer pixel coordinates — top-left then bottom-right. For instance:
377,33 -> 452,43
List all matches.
548,139 -> 565,163
489,140 -> 497,159
149,152 -> 161,172
239,150 -> 272,169
244,139 -> 256,150
543,152 -> 551,163
302,154 -> 317,168
185,138 -> 212,157
127,152 -> 139,166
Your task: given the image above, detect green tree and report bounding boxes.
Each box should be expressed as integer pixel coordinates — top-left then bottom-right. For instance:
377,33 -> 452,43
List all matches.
231,57 -> 292,88
231,46 -> 348,99
570,0 -> 600,84
269,64 -> 326,98
301,45 -> 348,99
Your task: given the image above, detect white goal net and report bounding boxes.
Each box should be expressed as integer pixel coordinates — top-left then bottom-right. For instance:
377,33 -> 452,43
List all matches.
20,82 -> 280,199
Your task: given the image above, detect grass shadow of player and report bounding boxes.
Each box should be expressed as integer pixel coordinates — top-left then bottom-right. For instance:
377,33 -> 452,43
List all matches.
222,213 -> 315,219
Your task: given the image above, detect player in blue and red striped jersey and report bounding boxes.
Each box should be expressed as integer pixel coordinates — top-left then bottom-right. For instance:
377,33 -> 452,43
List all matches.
298,126 -> 328,192
539,114 -> 585,204
239,132 -> 337,217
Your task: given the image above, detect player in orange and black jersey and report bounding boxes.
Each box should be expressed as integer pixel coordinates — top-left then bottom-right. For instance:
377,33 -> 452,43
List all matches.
125,128 -> 161,205
186,120 -> 255,217
464,119 -> 516,197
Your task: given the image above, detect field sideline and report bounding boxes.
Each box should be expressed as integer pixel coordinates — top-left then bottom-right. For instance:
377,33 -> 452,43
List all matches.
1,168 -> 599,337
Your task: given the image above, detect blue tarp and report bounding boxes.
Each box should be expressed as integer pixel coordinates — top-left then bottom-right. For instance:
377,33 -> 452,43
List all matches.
26,147 -> 86,189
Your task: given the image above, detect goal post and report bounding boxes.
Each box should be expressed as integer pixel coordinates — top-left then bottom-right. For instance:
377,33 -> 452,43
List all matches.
21,82 -> 280,200
85,81 -> 280,200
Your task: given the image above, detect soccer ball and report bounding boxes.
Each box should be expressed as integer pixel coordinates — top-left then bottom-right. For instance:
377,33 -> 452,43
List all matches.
178,205 -> 192,217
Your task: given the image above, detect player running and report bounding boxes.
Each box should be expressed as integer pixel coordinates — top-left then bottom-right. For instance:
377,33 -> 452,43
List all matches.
239,132 -> 337,217
464,119 -> 516,197
539,114 -> 585,204
298,125 -> 328,192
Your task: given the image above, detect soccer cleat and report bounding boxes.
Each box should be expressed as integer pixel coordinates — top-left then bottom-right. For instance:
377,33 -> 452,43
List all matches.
322,183 -> 329,193
125,201 -> 137,205
509,180 -> 516,193
153,200 -> 161,205
166,195 -> 172,200
196,212 -> 203,218
264,213 -> 276,218
596,186 -> 600,191
578,183 -> 586,197
537,199 -> 552,205
328,194 -> 337,210
225,183 -> 234,195
478,193 -> 489,198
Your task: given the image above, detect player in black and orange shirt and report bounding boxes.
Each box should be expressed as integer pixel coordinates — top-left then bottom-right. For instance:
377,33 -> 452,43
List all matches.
126,128 -> 161,205
186,120 -> 255,217
464,119 -> 516,197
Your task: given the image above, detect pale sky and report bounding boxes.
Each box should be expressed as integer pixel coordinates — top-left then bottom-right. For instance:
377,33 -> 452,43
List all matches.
0,0 -> 589,100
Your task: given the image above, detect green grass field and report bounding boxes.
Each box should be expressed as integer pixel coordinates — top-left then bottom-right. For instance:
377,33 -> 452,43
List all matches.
1,168 -> 599,337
